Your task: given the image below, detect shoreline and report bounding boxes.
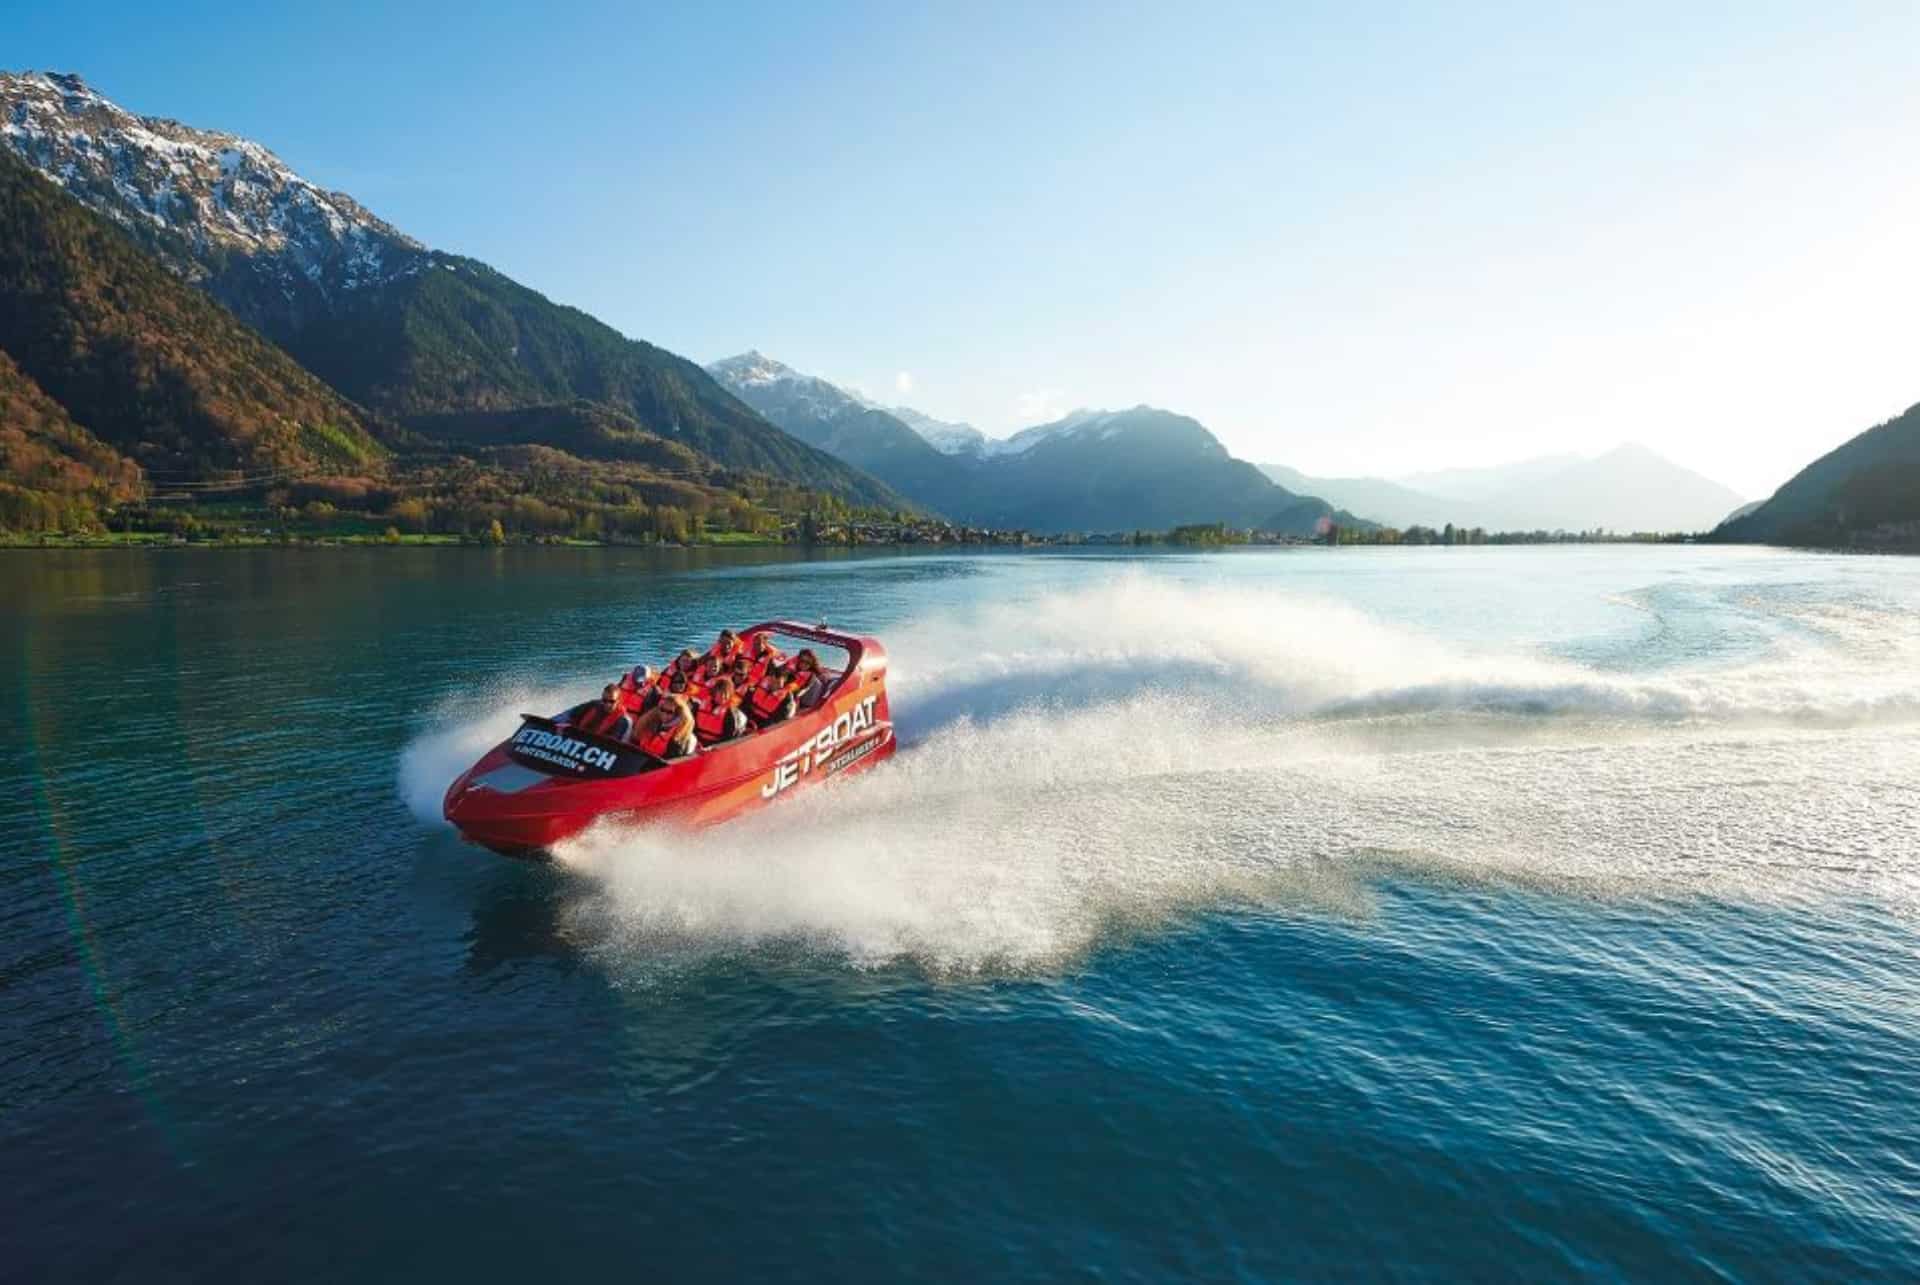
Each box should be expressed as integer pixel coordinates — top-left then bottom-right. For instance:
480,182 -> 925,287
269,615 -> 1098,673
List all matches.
5,536 -> 1884,556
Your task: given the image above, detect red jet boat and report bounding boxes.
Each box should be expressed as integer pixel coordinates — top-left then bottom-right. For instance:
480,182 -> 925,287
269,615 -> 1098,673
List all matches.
443,622 -> 896,856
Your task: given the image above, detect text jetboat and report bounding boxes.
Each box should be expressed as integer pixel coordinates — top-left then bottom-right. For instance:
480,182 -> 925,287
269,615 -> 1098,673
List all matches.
443,622 -> 896,856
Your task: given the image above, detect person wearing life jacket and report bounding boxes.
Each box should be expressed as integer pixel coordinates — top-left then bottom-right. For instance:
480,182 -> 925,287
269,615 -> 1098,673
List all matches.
747,663 -> 800,727
633,690 -> 697,759
694,677 -> 751,744
790,648 -> 828,710
660,649 -> 704,703
705,628 -> 745,670
685,665 -> 712,706
746,632 -> 784,682
666,649 -> 700,684
652,668 -> 686,718
727,654 -> 754,696
572,684 -> 635,741
617,664 -> 657,714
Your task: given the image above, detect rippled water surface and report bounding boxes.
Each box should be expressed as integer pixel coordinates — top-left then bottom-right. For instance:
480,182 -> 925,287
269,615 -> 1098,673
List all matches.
6,545 -> 1919,1280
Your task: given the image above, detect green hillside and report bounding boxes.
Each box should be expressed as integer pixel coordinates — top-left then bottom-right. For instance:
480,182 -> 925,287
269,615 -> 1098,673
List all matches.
0,348 -> 143,529
240,256 -> 904,509
404,400 -> 712,475
0,149 -> 383,483
1716,403 -> 1920,549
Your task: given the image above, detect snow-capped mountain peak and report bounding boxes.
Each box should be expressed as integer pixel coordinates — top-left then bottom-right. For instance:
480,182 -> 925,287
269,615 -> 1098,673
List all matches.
988,406 -> 1191,455
707,350 -> 806,389
0,69 -> 422,294
887,404 -> 992,456
706,351 -> 888,432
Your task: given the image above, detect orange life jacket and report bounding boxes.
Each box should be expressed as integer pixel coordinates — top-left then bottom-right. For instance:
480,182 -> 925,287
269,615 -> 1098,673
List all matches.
575,702 -> 626,739
638,705 -> 695,758
694,696 -> 745,742
748,677 -> 798,723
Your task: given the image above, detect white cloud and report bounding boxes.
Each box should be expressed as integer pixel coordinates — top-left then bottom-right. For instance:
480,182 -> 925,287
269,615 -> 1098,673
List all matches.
1013,388 -> 1066,425
894,370 -> 914,394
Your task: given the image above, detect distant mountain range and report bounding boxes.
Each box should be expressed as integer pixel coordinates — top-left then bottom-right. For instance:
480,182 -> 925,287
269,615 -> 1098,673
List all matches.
705,351 -> 963,511
1,69 -> 1836,548
1715,403 -> 1920,549
1259,446 -> 1745,534
708,353 -> 1368,535
1398,456 -> 1584,502
0,70 -> 901,510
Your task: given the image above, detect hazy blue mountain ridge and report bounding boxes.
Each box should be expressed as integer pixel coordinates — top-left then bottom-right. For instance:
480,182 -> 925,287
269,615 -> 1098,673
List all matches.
1266,445 -> 1745,533
710,354 -> 1369,535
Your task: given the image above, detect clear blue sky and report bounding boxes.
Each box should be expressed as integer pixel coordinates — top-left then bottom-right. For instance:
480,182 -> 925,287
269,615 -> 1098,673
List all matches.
7,0 -> 1919,495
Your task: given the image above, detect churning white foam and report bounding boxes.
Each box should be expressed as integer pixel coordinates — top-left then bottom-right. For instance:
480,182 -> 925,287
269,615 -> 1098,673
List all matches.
397,680 -> 583,826
880,575 -> 1920,732
406,575 -> 1920,975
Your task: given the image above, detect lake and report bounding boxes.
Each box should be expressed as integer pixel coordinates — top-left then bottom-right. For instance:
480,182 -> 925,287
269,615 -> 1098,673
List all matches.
6,544 -> 1918,1280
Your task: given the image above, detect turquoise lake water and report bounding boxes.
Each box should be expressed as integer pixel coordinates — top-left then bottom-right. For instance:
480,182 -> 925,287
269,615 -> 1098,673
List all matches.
6,544 -> 1919,1280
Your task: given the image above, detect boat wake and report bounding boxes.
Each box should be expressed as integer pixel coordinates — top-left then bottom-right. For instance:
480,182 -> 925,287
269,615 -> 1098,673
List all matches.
404,576 -> 1920,976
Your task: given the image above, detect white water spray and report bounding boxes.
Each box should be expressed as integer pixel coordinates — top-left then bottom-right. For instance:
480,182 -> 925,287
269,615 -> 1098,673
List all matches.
402,574 -> 1920,974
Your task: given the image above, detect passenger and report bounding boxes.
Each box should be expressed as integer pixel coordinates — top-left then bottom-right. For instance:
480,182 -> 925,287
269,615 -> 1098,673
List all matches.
791,648 -> 828,709
634,690 -> 697,759
572,684 -> 636,741
661,694 -> 698,757
694,677 -> 751,744
706,628 -> 745,669
728,654 -> 754,693
747,663 -> 799,727
668,649 -> 700,683
618,664 -> 657,714
747,632 -> 784,680
683,660 -> 712,704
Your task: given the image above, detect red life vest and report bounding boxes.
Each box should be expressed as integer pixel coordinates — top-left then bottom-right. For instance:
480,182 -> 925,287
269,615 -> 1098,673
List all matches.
694,698 -> 744,742
638,729 -> 692,758
575,702 -> 626,738
748,677 -> 797,723
639,706 -> 695,758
